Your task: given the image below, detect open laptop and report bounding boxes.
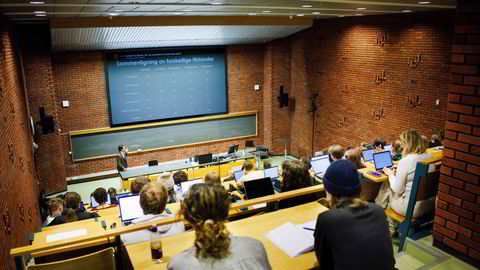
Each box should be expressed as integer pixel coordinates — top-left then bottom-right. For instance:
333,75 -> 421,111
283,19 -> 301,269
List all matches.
311,155 -> 326,161
363,149 -> 375,163
373,151 -> 393,171
384,144 -> 392,152
243,177 -> 275,200
118,194 -> 144,223
264,167 -> 281,192
311,155 -> 330,178
90,194 -> 111,208
233,170 -> 245,182
180,179 -> 204,193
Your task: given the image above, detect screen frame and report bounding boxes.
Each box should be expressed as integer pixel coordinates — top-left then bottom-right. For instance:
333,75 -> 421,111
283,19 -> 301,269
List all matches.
104,46 -> 229,127
373,151 -> 393,171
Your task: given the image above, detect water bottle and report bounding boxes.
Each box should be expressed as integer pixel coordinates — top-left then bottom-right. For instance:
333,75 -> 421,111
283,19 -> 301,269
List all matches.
150,226 -> 163,263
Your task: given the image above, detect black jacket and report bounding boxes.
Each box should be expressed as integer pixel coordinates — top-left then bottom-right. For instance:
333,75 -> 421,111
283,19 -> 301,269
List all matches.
48,209 -> 99,226
116,153 -> 128,171
314,203 -> 395,270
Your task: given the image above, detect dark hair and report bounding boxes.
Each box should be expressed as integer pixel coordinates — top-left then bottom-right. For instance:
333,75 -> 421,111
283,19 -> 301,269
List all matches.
300,157 -> 312,170
131,176 -> 149,194
118,145 -> 125,152
65,208 -> 78,223
93,187 -> 107,205
281,160 -> 313,192
47,198 -> 64,213
373,138 -> 386,149
64,192 -> 81,209
108,187 -> 118,204
179,184 -> 231,259
172,171 -> 188,185
263,161 -> 272,169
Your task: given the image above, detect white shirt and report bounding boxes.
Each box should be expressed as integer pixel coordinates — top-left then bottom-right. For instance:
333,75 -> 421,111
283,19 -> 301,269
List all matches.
238,170 -> 265,184
120,214 -> 185,245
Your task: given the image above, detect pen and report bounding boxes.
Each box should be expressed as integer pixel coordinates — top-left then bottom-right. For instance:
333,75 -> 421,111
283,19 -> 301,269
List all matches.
303,227 -> 315,231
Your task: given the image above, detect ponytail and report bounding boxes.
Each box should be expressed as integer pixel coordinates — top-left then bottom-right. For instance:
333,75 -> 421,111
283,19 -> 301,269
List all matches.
65,208 -> 78,223
193,219 -> 231,259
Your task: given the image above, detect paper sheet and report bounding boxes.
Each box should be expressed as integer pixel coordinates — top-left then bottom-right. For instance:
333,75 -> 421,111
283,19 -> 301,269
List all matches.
46,228 -> 88,243
265,222 -> 315,257
252,203 -> 267,209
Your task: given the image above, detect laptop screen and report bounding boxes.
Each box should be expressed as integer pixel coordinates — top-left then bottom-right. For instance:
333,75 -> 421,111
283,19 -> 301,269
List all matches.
311,157 -> 330,174
180,179 -> 204,193
363,149 -> 375,162
234,170 -> 245,182
90,194 -> 111,208
264,167 -> 279,179
311,154 -> 328,161
384,144 -> 392,152
243,177 -> 275,200
119,195 -> 143,222
373,151 -> 393,171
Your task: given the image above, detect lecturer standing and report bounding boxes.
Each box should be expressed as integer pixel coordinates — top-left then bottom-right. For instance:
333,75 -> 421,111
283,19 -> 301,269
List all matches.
117,145 -> 128,171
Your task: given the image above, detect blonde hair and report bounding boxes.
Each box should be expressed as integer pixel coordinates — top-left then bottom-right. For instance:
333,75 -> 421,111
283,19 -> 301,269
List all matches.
47,198 -> 64,213
180,184 -> 231,259
328,195 -> 367,209
392,140 -> 403,154
345,148 -> 366,169
328,144 -> 345,160
421,135 -> 429,153
131,176 -> 149,194
243,160 -> 254,172
139,182 -> 168,215
399,130 -> 423,156
204,172 -> 221,186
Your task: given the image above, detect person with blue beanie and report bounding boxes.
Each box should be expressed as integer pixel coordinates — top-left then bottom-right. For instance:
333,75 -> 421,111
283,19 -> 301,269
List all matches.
314,160 -> 396,270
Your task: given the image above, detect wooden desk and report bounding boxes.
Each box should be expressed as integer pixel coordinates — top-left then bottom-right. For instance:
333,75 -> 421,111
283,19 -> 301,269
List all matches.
126,201 -> 328,270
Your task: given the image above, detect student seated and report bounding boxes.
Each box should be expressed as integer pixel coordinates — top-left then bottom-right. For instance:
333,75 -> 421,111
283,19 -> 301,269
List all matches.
375,130 -> 435,233
121,182 -> 185,245
345,148 -> 367,169
328,145 -> 345,162
108,187 -> 118,205
278,160 -> 316,209
157,172 -> 177,203
131,176 -> 149,194
168,184 -> 272,270
300,156 -> 312,170
314,160 -> 395,269
43,198 -> 64,226
373,138 -> 386,152
92,187 -> 109,209
49,192 -> 98,226
391,140 -> 403,161
205,172 -> 221,186
237,160 -> 264,188
263,161 -> 272,169
172,170 -> 188,185
429,134 -> 442,148
421,135 -> 429,153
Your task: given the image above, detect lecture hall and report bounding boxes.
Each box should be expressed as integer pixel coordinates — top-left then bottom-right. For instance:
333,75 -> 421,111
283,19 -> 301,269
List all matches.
1,0 -> 479,269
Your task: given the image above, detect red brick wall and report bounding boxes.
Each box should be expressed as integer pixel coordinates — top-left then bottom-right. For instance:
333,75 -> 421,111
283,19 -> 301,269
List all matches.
35,45 -> 264,177
433,0 -> 480,263
280,11 -> 454,157
0,18 -> 42,269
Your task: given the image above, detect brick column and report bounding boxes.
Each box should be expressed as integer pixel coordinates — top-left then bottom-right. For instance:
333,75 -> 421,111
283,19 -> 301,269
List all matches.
433,0 -> 480,265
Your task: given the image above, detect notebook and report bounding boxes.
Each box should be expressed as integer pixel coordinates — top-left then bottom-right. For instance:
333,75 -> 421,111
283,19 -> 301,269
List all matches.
373,151 -> 393,171
118,194 -> 144,222
363,149 -> 375,162
265,221 -> 316,257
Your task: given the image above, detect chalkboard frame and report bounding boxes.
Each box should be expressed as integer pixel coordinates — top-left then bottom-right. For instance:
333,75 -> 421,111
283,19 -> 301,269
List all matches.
69,111 -> 257,162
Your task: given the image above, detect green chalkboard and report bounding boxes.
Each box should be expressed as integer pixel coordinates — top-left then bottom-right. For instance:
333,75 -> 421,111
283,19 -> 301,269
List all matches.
70,112 -> 257,161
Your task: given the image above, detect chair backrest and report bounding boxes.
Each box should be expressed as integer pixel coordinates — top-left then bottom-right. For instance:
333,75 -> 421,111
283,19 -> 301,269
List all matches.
256,145 -> 268,152
245,140 -> 255,148
416,169 -> 440,201
28,247 -> 116,270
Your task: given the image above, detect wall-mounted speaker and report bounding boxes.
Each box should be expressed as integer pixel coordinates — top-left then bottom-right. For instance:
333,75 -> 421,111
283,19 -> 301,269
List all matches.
278,86 -> 289,108
38,107 -> 55,134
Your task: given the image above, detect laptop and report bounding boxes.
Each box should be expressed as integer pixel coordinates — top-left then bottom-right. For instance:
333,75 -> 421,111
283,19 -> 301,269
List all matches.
118,194 -> 144,223
233,170 -> 245,182
363,149 -> 375,163
264,167 -> 281,192
311,154 -> 327,161
373,151 -> 393,171
90,194 -> 111,208
180,179 -> 204,193
243,177 -> 275,200
197,153 -> 213,165
311,155 -> 330,178
384,144 -> 392,152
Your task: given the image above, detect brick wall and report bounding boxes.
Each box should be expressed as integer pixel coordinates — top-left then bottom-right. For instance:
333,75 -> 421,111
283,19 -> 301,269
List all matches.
432,0 -> 480,264
26,44 -> 265,177
0,18 -> 42,269
277,11 -> 454,157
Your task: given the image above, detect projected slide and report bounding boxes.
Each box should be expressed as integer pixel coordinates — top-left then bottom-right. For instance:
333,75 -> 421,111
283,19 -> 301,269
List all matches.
106,48 -> 227,126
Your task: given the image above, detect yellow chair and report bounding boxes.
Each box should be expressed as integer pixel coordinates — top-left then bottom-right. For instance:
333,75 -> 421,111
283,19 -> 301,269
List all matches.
27,247 -> 116,270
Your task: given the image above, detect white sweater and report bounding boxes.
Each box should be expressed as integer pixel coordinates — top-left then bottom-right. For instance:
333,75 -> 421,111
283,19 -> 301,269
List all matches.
389,152 -> 432,201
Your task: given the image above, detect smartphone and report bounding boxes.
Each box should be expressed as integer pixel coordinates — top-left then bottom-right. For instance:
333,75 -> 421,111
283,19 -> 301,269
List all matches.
368,171 -> 381,177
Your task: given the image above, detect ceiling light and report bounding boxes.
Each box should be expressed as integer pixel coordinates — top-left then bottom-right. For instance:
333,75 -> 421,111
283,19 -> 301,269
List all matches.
173,12 -> 183,15
302,5 -> 312,8
108,13 -> 119,16
356,7 -> 367,10
338,15 -> 346,17
35,14 -> 46,17
210,2 -> 223,5
262,10 -> 271,13
30,1 -> 45,4
312,12 -> 320,15
34,11 -> 46,14
418,1 -> 430,4
297,14 -> 305,17
112,10 -> 124,12
402,10 -> 412,12
356,14 -> 363,16
248,13 -> 257,16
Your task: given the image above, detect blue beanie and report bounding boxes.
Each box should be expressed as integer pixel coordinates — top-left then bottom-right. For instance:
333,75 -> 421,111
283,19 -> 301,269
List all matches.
323,160 -> 361,197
